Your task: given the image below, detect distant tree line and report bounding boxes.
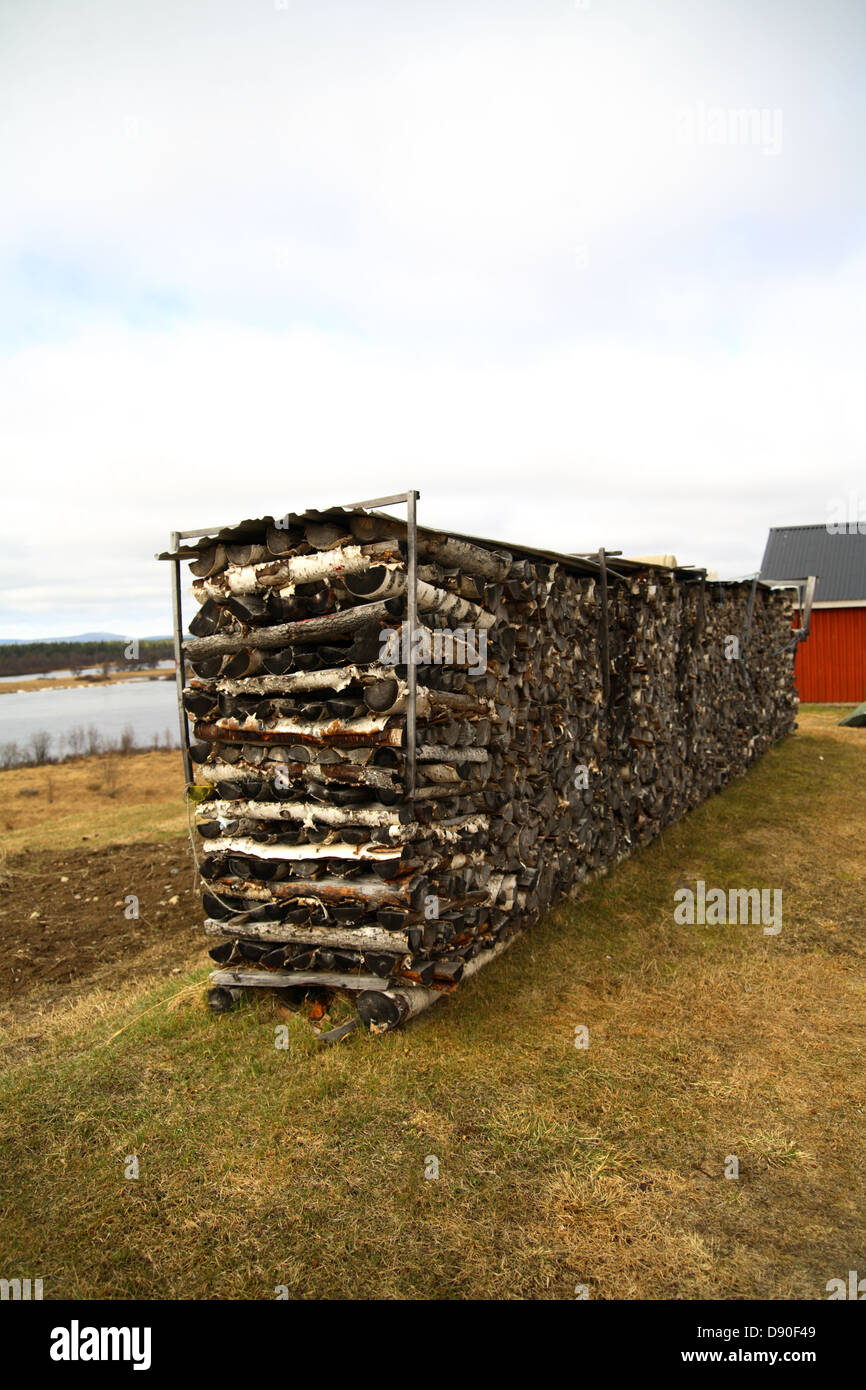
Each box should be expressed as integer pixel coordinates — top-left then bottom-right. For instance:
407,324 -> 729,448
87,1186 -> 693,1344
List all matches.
0,640 -> 174,678
1,724 -> 179,769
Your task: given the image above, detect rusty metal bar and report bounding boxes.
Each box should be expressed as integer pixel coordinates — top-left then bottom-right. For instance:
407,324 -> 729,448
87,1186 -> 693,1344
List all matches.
742,572 -> 759,649
176,525 -> 233,541
341,492 -> 416,511
170,529 -> 193,785
598,547 -> 610,706
170,493 -> 421,788
406,489 -> 419,799
696,572 -> 706,641
322,488 -> 420,799
175,496 -> 413,543
797,575 -> 817,640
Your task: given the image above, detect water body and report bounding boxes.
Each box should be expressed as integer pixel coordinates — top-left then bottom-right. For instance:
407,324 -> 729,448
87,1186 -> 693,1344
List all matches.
0,678 -> 182,756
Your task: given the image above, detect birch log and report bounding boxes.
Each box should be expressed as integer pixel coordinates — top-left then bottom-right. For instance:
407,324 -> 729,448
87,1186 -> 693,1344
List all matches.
166,502 -> 799,1032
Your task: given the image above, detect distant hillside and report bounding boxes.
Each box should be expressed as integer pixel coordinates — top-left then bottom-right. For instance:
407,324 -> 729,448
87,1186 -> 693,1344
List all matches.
0,632 -> 172,644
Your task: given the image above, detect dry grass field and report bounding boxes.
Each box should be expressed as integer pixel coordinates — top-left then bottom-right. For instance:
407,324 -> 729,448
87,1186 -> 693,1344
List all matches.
0,749 -> 186,856
0,707 -> 863,1300
0,668 -> 172,695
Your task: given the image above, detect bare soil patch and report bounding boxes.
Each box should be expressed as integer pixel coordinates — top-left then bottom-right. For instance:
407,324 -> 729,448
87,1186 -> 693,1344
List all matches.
0,838 -> 198,1015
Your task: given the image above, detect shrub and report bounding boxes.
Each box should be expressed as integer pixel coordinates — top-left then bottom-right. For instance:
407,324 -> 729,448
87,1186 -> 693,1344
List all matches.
0,742 -> 20,770
65,725 -> 85,758
29,730 -> 52,765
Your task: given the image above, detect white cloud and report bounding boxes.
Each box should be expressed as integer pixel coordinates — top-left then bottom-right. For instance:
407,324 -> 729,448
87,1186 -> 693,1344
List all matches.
0,0 -> 864,635
1,248 -> 863,635
2,0 -> 862,336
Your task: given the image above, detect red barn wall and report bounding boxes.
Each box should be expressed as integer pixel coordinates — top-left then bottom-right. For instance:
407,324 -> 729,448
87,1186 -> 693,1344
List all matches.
795,607 -> 866,703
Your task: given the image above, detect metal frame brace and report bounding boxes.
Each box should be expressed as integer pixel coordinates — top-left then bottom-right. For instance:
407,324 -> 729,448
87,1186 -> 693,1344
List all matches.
165,490 -> 421,799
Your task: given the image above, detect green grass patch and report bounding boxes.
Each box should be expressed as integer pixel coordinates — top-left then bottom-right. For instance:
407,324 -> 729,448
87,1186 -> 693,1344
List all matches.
0,719 -> 863,1300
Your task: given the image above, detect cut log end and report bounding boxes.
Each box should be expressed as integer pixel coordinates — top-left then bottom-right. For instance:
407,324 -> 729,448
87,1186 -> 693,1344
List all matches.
207,986 -> 243,1013
356,989 -> 404,1031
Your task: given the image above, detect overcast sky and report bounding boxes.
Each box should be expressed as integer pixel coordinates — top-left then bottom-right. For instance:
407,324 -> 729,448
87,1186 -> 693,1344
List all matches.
1,0 -> 864,638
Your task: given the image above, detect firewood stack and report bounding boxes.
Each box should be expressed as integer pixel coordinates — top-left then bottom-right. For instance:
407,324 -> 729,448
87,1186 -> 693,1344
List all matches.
165,506 -> 798,1035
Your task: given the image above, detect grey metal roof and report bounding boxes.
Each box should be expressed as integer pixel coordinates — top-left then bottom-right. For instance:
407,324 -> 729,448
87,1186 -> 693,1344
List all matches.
760,525 -> 866,602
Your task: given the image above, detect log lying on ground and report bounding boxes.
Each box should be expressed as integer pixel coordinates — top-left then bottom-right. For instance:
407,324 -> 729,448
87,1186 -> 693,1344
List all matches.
164,503 -> 799,1032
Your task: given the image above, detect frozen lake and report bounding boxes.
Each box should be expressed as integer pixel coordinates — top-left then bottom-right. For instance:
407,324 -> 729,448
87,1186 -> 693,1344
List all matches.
0,678 -> 182,758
